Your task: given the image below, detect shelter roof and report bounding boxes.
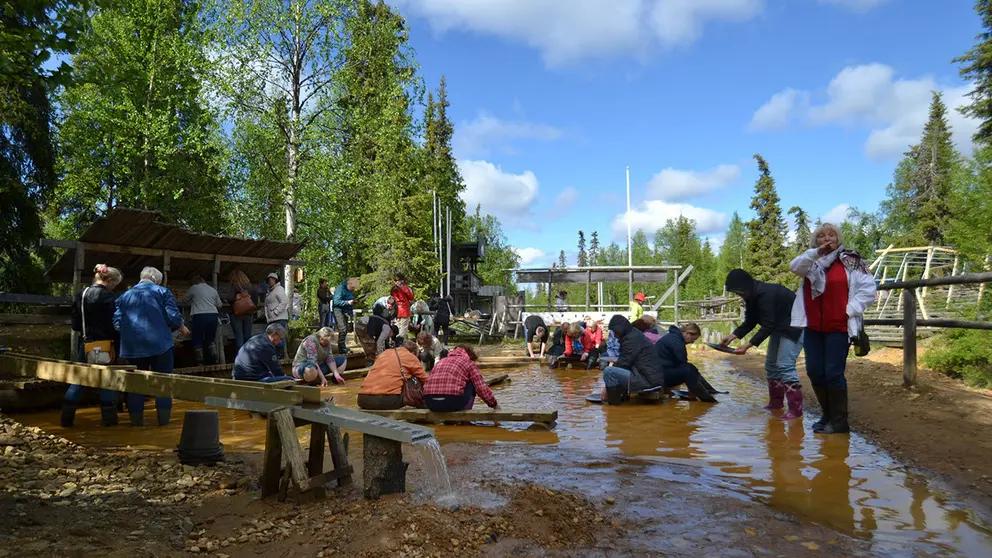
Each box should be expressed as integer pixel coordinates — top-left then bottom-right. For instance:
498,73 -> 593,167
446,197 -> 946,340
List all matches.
45,208 -> 306,285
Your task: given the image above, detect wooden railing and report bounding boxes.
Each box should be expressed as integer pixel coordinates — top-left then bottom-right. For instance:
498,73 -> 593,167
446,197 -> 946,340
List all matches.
863,271 -> 992,387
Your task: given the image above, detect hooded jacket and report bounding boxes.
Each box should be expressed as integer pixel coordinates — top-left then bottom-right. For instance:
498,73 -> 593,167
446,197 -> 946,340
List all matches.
656,325 -> 689,371
608,315 -> 665,392
725,269 -> 802,347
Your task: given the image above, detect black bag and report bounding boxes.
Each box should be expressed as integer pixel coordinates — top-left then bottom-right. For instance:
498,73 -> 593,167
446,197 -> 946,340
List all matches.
852,328 -> 871,357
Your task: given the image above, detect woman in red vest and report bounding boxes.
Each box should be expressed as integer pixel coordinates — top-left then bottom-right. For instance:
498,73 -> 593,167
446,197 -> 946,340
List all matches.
790,223 -> 877,434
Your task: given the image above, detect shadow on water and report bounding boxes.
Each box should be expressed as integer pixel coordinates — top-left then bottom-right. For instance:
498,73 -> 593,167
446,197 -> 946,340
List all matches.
16,356 -> 992,555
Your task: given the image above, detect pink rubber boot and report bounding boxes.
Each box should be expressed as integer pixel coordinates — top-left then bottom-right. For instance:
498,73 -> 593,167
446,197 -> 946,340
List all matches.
780,383 -> 804,420
763,380 -> 785,410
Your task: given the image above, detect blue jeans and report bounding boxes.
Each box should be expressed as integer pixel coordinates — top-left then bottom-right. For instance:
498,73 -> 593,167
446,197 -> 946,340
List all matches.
803,330 -> 850,388
664,363 -> 701,389
230,314 -> 253,352
764,332 -> 802,383
191,313 -> 218,349
318,303 -> 331,328
603,366 -> 632,394
126,348 -> 174,414
295,357 -> 346,378
64,383 -> 118,405
259,375 -> 295,383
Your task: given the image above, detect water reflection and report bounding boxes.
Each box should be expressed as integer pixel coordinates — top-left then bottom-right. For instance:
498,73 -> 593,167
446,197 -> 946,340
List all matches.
14,356 -> 992,556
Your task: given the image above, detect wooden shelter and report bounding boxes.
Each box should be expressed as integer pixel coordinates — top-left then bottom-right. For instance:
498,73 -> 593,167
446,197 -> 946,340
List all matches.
41,207 -> 306,362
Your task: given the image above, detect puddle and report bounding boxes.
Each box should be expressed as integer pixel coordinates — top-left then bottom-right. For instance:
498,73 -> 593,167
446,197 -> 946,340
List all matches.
15,357 -> 992,556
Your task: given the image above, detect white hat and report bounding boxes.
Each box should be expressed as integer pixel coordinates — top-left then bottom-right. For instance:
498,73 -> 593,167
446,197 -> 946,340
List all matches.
267,272 -> 279,280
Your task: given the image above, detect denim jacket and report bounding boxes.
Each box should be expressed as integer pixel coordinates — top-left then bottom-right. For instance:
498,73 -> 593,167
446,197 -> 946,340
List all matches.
114,281 -> 184,359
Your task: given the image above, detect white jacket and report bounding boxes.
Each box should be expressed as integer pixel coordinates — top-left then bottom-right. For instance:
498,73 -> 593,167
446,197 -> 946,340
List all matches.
789,248 -> 877,338
265,284 -> 289,322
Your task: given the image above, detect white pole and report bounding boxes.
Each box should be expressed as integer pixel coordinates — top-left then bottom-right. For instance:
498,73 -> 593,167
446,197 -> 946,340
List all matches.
446,208 -> 452,301
626,166 -> 633,302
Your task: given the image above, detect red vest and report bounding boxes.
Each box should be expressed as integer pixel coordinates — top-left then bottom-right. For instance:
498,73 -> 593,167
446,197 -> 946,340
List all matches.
804,261 -> 849,333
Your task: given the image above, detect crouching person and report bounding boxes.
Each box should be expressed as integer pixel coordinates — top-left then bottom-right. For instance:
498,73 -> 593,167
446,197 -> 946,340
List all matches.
357,340 -> 428,410
600,316 -> 665,405
292,327 -> 347,386
232,323 -> 295,383
656,323 -> 719,402
416,331 -> 447,372
424,345 -> 500,412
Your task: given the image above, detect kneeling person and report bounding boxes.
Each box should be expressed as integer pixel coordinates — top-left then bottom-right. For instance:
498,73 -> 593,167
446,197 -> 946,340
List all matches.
424,345 -> 500,412
357,340 -> 428,410
292,327 -> 347,386
656,323 -> 718,402
600,316 -> 665,404
233,323 -> 295,383
416,331 -> 447,372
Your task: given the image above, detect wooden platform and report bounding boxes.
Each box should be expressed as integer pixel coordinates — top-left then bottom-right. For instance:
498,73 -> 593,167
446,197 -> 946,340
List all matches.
359,408 -> 557,429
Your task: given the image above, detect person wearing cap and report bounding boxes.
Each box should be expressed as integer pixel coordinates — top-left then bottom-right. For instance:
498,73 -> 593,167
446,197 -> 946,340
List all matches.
264,272 -> 290,358
630,292 -> 646,321
721,269 -> 804,420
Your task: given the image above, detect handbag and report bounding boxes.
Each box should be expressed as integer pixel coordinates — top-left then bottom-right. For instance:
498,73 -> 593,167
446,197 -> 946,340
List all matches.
395,348 -> 424,408
81,287 -> 115,365
232,287 -> 256,317
852,327 -> 871,357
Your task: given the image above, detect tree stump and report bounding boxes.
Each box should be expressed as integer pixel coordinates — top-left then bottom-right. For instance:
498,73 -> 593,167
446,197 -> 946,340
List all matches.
363,434 -> 407,500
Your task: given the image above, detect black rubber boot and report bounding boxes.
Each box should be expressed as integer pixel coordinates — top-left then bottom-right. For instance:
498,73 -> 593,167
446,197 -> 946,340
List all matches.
157,407 -> 171,427
687,378 -> 719,403
61,400 -> 79,427
193,347 -> 204,366
811,385 -> 830,432
819,388 -> 849,434
100,403 -> 119,427
605,385 -> 628,405
337,340 -> 347,355
204,343 -> 217,365
698,375 -> 728,394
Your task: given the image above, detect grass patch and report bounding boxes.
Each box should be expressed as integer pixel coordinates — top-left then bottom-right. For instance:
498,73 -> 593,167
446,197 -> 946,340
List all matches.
923,329 -> 992,389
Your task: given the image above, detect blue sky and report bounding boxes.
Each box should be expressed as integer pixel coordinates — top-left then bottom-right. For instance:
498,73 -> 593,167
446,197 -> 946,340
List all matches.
393,0 -> 982,267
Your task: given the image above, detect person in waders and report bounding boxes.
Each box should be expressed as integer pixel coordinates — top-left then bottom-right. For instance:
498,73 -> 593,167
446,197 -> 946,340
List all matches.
789,223 -> 876,434
722,269 -> 804,420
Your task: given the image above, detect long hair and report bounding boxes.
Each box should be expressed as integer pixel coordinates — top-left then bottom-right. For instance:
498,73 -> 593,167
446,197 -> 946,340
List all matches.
229,269 -> 251,289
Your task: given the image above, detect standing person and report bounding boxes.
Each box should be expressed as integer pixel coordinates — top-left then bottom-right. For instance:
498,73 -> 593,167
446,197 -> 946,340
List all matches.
264,272 -> 289,358
434,295 -> 453,345
114,266 -> 188,426
656,323 -> 719,402
357,340 -> 428,410
629,292 -> 646,321
790,223 -> 876,434
64,264 -> 123,427
600,315 -> 665,405
182,274 -> 222,365
523,314 -> 549,358
391,273 -> 415,339
425,345 -> 500,412
554,290 -> 570,312
410,300 -> 434,335
228,270 -> 258,353
333,277 -> 358,354
416,331 -> 447,372
317,278 -> 332,328
291,287 -> 302,321
232,323 -> 294,383
721,269 -> 804,420
292,327 -> 347,386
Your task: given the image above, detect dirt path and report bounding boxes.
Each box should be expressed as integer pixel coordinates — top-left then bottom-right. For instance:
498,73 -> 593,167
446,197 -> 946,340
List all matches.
724,346 -> 992,507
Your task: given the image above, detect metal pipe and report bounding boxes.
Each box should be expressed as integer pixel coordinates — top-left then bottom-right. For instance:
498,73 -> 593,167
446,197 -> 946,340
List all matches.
446,208 -> 452,300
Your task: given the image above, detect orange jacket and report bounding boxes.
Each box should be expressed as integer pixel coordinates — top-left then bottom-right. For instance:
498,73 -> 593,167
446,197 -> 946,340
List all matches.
359,347 -> 428,395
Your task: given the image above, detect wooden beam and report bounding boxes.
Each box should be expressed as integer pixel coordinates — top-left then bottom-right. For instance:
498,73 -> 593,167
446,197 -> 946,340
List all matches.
360,408 -> 558,425
5,353 -> 136,370
0,314 -> 71,325
863,318 -> 992,331
0,356 -> 303,405
0,294 -> 72,305
877,271 -> 992,291
903,288 -> 918,387
41,238 -> 305,267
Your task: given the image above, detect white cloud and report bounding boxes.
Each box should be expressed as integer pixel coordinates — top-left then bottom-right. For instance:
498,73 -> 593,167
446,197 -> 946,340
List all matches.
553,187 -> 579,210
393,0 -> 763,66
750,63 -> 979,160
513,247 -> 546,266
646,164 -> 740,201
454,112 -> 562,157
748,88 -> 808,131
820,203 -> 852,225
817,0 -> 888,11
458,160 -> 540,222
611,201 -> 727,240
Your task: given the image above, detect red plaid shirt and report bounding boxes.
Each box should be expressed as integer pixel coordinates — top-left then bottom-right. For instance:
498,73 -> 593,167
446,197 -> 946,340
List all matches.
424,347 -> 497,407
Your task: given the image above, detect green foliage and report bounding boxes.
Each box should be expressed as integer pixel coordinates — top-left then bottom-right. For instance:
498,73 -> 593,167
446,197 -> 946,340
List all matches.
745,155 -> 792,286
716,211 -> 748,287
947,146 -> 992,263
654,215 -> 717,299
425,77 -> 466,237
955,0 -> 992,145
788,206 -> 812,251
464,205 -> 520,293
840,207 -> 886,257
923,329 -> 992,389
589,231 -> 600,264
577,230 -> 587,267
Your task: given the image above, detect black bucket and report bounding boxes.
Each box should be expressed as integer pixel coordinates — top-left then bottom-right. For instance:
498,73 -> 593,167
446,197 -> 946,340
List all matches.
177,410 -> 225,465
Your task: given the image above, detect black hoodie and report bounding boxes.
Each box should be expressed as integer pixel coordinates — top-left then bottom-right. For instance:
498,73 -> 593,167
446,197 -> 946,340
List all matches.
608,315 -> 665,392
725,269 -> 801,346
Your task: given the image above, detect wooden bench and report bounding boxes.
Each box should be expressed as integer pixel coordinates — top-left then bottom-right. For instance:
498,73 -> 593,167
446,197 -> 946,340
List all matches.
359,408 -> 558,429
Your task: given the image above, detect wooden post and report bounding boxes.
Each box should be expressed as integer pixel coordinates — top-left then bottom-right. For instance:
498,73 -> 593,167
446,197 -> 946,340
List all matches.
212,255 -> 226,364
307,423 -> 327,499
162,251 -> 171,286
69,242 -> 86,360
547,271 -> 552,312
979,254 -> 990,309
903,287 -> 918,387
877,266 -> 888,312
327,425 -> 352,487
585,270 -> 591,311
673,271 -> 680,325
946,254 -> 959,310
921,245 -> 935,300
261,415 -> 283,498
363,434 -> 408,500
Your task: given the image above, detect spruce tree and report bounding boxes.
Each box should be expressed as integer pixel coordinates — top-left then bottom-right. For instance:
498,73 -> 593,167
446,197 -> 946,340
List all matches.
558,250 -> 568,268
716,211 -> 748,287
788,206 -> 812,251
577,230 -> 587,266
745,155 -> 792,285
914,92 -> 957,244
954,0 -> 992,145
589,231 -> 600,264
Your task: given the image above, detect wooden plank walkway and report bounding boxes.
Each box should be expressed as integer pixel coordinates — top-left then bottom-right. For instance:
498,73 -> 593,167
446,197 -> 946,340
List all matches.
359,408 -> 557,428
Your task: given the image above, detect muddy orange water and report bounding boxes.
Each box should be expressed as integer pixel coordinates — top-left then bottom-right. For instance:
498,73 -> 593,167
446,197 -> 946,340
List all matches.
17,357 -> 992,555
